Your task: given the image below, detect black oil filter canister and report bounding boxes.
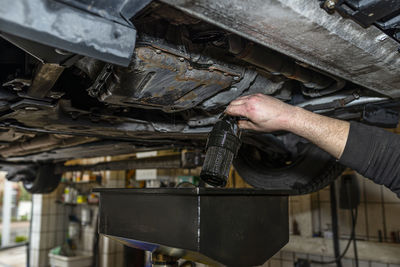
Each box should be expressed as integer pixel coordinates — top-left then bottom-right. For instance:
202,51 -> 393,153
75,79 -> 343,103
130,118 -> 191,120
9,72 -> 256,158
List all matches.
200,116 -> 241,187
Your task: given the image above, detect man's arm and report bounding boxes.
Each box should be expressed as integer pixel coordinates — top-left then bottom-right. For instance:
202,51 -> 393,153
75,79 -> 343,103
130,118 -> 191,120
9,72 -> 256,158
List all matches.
226,94 -> 350,159
226,94 -> 400,197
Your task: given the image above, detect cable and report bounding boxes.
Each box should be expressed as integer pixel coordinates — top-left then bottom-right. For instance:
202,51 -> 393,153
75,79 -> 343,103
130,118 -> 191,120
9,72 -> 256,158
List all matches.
347,182 -> 359,267
311,208 -> 357,265
350,206 -> 359,267
330,182 -> 342,267
311,181 -> 359,265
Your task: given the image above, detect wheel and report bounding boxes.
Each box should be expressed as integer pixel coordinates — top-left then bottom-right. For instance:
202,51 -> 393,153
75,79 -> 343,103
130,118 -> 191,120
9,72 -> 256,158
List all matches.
233,134 -> 345,195
23,164 -> 61,194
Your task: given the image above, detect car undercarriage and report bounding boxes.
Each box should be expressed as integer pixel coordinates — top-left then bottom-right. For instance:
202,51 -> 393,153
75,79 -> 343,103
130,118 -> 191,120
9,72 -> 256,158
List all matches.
0,0 -> 400,194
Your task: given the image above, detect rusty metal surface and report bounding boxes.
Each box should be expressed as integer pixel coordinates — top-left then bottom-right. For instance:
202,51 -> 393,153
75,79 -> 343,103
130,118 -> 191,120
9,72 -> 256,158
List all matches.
27,64 -> 64,98
0,98 -> 211,143
56,154 -> 182,173
99,45 -> 241,112
95,41 -> 289,111
233,40 -> 335,89
163,0 -> 400,98
56,151 -> 203,173
0,134 -> 96,157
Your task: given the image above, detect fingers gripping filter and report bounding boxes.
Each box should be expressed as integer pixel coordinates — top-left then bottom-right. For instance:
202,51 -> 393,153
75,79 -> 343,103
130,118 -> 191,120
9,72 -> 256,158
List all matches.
200,116 -> 241,187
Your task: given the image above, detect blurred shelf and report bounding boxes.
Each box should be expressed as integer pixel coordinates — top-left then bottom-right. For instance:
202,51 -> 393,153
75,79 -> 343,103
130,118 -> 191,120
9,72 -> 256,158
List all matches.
55,200 -> 98,206
283,235 -> 400,264
60,180 -> 101,185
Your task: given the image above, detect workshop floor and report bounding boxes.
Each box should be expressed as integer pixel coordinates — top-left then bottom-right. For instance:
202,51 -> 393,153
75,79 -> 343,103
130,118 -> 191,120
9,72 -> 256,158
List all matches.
0,246 -> 26,267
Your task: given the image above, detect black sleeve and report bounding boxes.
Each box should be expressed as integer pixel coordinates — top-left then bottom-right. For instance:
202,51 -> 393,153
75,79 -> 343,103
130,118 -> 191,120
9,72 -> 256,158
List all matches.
339,122 -> 400,197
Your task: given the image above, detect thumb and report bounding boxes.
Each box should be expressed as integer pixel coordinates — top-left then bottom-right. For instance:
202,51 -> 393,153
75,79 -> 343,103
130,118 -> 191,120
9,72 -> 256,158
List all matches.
225,104 -> 248,117
238,120 -> 258,130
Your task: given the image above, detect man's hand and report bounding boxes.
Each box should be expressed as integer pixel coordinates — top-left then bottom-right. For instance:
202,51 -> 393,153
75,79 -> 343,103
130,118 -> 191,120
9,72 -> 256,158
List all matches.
226,94 -> 297,132
226,94 -> 350,159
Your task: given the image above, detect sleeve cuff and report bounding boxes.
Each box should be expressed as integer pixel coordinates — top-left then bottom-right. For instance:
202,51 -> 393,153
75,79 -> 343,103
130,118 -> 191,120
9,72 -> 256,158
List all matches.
338,121 -> 374,174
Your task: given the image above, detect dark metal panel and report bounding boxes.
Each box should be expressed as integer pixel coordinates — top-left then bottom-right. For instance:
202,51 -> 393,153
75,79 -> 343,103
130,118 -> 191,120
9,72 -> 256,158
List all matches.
199,194 -> 289,266
0,0 -> 137,66
163,0 -> 400,97
97,190 -> 199,251
0,33 -> 78,65
56,0 -> 152,25
95,188 -> 289,266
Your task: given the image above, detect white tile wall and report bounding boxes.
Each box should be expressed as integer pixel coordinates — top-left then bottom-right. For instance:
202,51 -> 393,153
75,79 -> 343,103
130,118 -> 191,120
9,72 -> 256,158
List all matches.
365,203 -> 384,241
355,203 -> 368,239
383,203 -> 400,240
308,254 -> 323,262
319,186 -> 331,202
294,252 -> 308,260
281,251 -> 294,261
30,186 -> 68,267
359,260 -> 371,267
270,172 -> 400,267
263,251 -> 393,267
270,259 -> 281,267
29,169 -> 137,267
30,249 -> 39,267
281,260 -> 293,267
364,179 -> 382,202
322,255 -> 336,267
382,186 -> 399,203
342,258 -> 354,267
320,202 -> 331,233
371,262 -> 387,267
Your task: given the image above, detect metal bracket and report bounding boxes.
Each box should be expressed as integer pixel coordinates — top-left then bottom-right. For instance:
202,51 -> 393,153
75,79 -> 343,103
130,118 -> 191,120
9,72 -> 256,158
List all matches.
55,151 -> 204,174
321,0 -> 400,43
0,0 -> 151,66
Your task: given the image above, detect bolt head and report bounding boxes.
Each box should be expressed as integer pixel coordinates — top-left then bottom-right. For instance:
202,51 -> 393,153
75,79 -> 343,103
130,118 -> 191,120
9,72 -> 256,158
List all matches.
325,0 -> 336,9
155,49 -> 161,54
113,30 -> 122,39
50,94 -> 63,99
377,34 -> 388,42
55,48 -> 72,55
24,107 -> 39,111
179,57 -> 185,62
